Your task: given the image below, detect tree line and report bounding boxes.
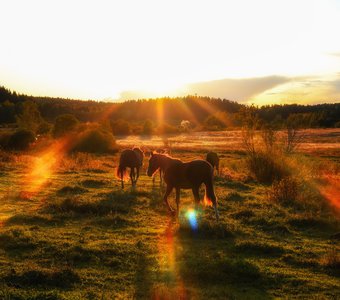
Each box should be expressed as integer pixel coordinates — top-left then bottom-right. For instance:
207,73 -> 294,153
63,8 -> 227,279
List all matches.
0,86 -> 339,133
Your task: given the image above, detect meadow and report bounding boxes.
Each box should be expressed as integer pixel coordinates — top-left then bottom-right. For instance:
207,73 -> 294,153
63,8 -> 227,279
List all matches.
0,129 -> 339,299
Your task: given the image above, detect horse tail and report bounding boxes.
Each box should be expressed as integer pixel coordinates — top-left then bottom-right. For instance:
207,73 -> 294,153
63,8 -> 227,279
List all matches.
204,173 -> 220,221
116,164 -> 126,180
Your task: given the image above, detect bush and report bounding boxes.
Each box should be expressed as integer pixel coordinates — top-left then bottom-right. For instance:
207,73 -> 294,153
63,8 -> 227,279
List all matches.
16,100 -> 44,133
111,119 -> 131,136
37,120 -> 51,134
72,129 -> 116,153
246,151 -> 288,184
203,115 -> 226,131
269,177 -> 299,204
53,114 -> 79,137
142,120 -> 154,135
157,123 -> 179,135
241,117 -> 290,184
6,129 -> 36,150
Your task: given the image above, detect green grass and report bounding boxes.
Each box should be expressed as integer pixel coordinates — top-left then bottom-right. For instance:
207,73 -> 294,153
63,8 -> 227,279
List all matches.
0,149 -> 339,299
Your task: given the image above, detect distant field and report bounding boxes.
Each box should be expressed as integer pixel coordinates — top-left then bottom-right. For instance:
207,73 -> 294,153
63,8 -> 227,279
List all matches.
0,129 -> 339,299
117,128 -> 340,154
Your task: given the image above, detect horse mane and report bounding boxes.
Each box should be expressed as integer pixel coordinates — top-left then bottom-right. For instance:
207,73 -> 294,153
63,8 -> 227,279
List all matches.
132,146 -> 144,153
153,152 -> 182,163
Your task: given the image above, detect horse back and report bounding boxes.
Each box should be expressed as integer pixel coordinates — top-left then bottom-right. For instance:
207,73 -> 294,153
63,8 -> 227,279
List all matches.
119,149 -> 141,168
164,159 -> 213,188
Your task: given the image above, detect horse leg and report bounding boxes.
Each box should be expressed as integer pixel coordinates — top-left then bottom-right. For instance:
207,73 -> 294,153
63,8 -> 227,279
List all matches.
163,185 -> 174,213
136,167 -> 140,185
192,186 -> 200,211
130,168 -> 134,187
133,168 -> 137,186
213,200 -> 219,222
205,179 -> 220,221
175,188 -> 180,217
121,173 -> 124,189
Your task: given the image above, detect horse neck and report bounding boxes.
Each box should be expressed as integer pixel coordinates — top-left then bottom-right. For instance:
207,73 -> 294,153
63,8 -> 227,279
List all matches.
159,155 -> 180,170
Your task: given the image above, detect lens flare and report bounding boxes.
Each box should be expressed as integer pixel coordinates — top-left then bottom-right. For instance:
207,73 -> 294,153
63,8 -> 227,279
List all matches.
203,195 -> 213,207
154,221 -> 187,298
185,209 -> 198,230
318,177 -> 340,211
21,136 -> 74,195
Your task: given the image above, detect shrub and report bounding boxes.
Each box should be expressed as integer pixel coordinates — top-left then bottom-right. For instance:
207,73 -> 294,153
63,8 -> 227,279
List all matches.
6,129 -> 36,150
111,119 -> 131,136
142,119 -> 154,135
269,177 -> 299,204
241,116 -> 289,184
37,120 -> 52,134
16,100 -> 44,133
53,114 -> 79,137
246,151 -> 288,184
157,123 -> 179,135
72,129 -> 116,153
203,115 -> 226,131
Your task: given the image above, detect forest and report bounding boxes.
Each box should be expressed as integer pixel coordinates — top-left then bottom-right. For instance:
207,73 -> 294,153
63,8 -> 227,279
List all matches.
1,86 -> 339,132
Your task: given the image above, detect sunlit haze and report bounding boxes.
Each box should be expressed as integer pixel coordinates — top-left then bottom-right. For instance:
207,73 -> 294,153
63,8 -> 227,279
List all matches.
1,0 -> 340,104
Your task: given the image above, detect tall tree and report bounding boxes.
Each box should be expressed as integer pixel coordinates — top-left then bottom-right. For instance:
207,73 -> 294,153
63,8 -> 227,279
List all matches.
16,101 -> 43,133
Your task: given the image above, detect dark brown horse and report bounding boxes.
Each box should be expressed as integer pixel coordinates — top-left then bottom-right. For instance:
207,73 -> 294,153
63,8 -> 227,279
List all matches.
117,147 -> 144,188
151,149 -> 167,186
206,151 -> 219,174
147,153 -> 219,220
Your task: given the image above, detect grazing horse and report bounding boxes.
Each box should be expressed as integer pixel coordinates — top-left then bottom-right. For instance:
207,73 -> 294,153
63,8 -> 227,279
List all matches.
117,147 -> 144,188
147,153 -> 219,220
151,149 -> 167,186
206,151 -> 219,175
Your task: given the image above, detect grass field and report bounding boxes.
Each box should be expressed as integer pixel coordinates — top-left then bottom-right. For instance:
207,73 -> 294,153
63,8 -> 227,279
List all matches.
0,129 -> 339,299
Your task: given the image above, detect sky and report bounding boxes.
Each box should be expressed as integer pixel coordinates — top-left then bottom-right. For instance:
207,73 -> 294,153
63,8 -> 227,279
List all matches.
1,0 -> 340,104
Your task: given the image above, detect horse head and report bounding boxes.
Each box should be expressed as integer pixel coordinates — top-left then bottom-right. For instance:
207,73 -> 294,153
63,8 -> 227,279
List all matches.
132,147 -> 144,166
147,152 -> 160,177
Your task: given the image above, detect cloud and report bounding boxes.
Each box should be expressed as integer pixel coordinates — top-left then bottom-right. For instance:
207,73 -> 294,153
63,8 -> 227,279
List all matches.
118,75 -> 290,102
253,75 -> 340,105
182,76 -> 290,102
330,78 -> 340,93
117,74 -> 340,104
329,52 -> 340,58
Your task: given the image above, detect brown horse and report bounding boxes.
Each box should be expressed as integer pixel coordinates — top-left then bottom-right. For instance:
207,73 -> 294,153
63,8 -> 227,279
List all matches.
151,149 -> 167,186
117,147 -> 144,188
206,151 -> 219,174
147,153 -> 219,220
